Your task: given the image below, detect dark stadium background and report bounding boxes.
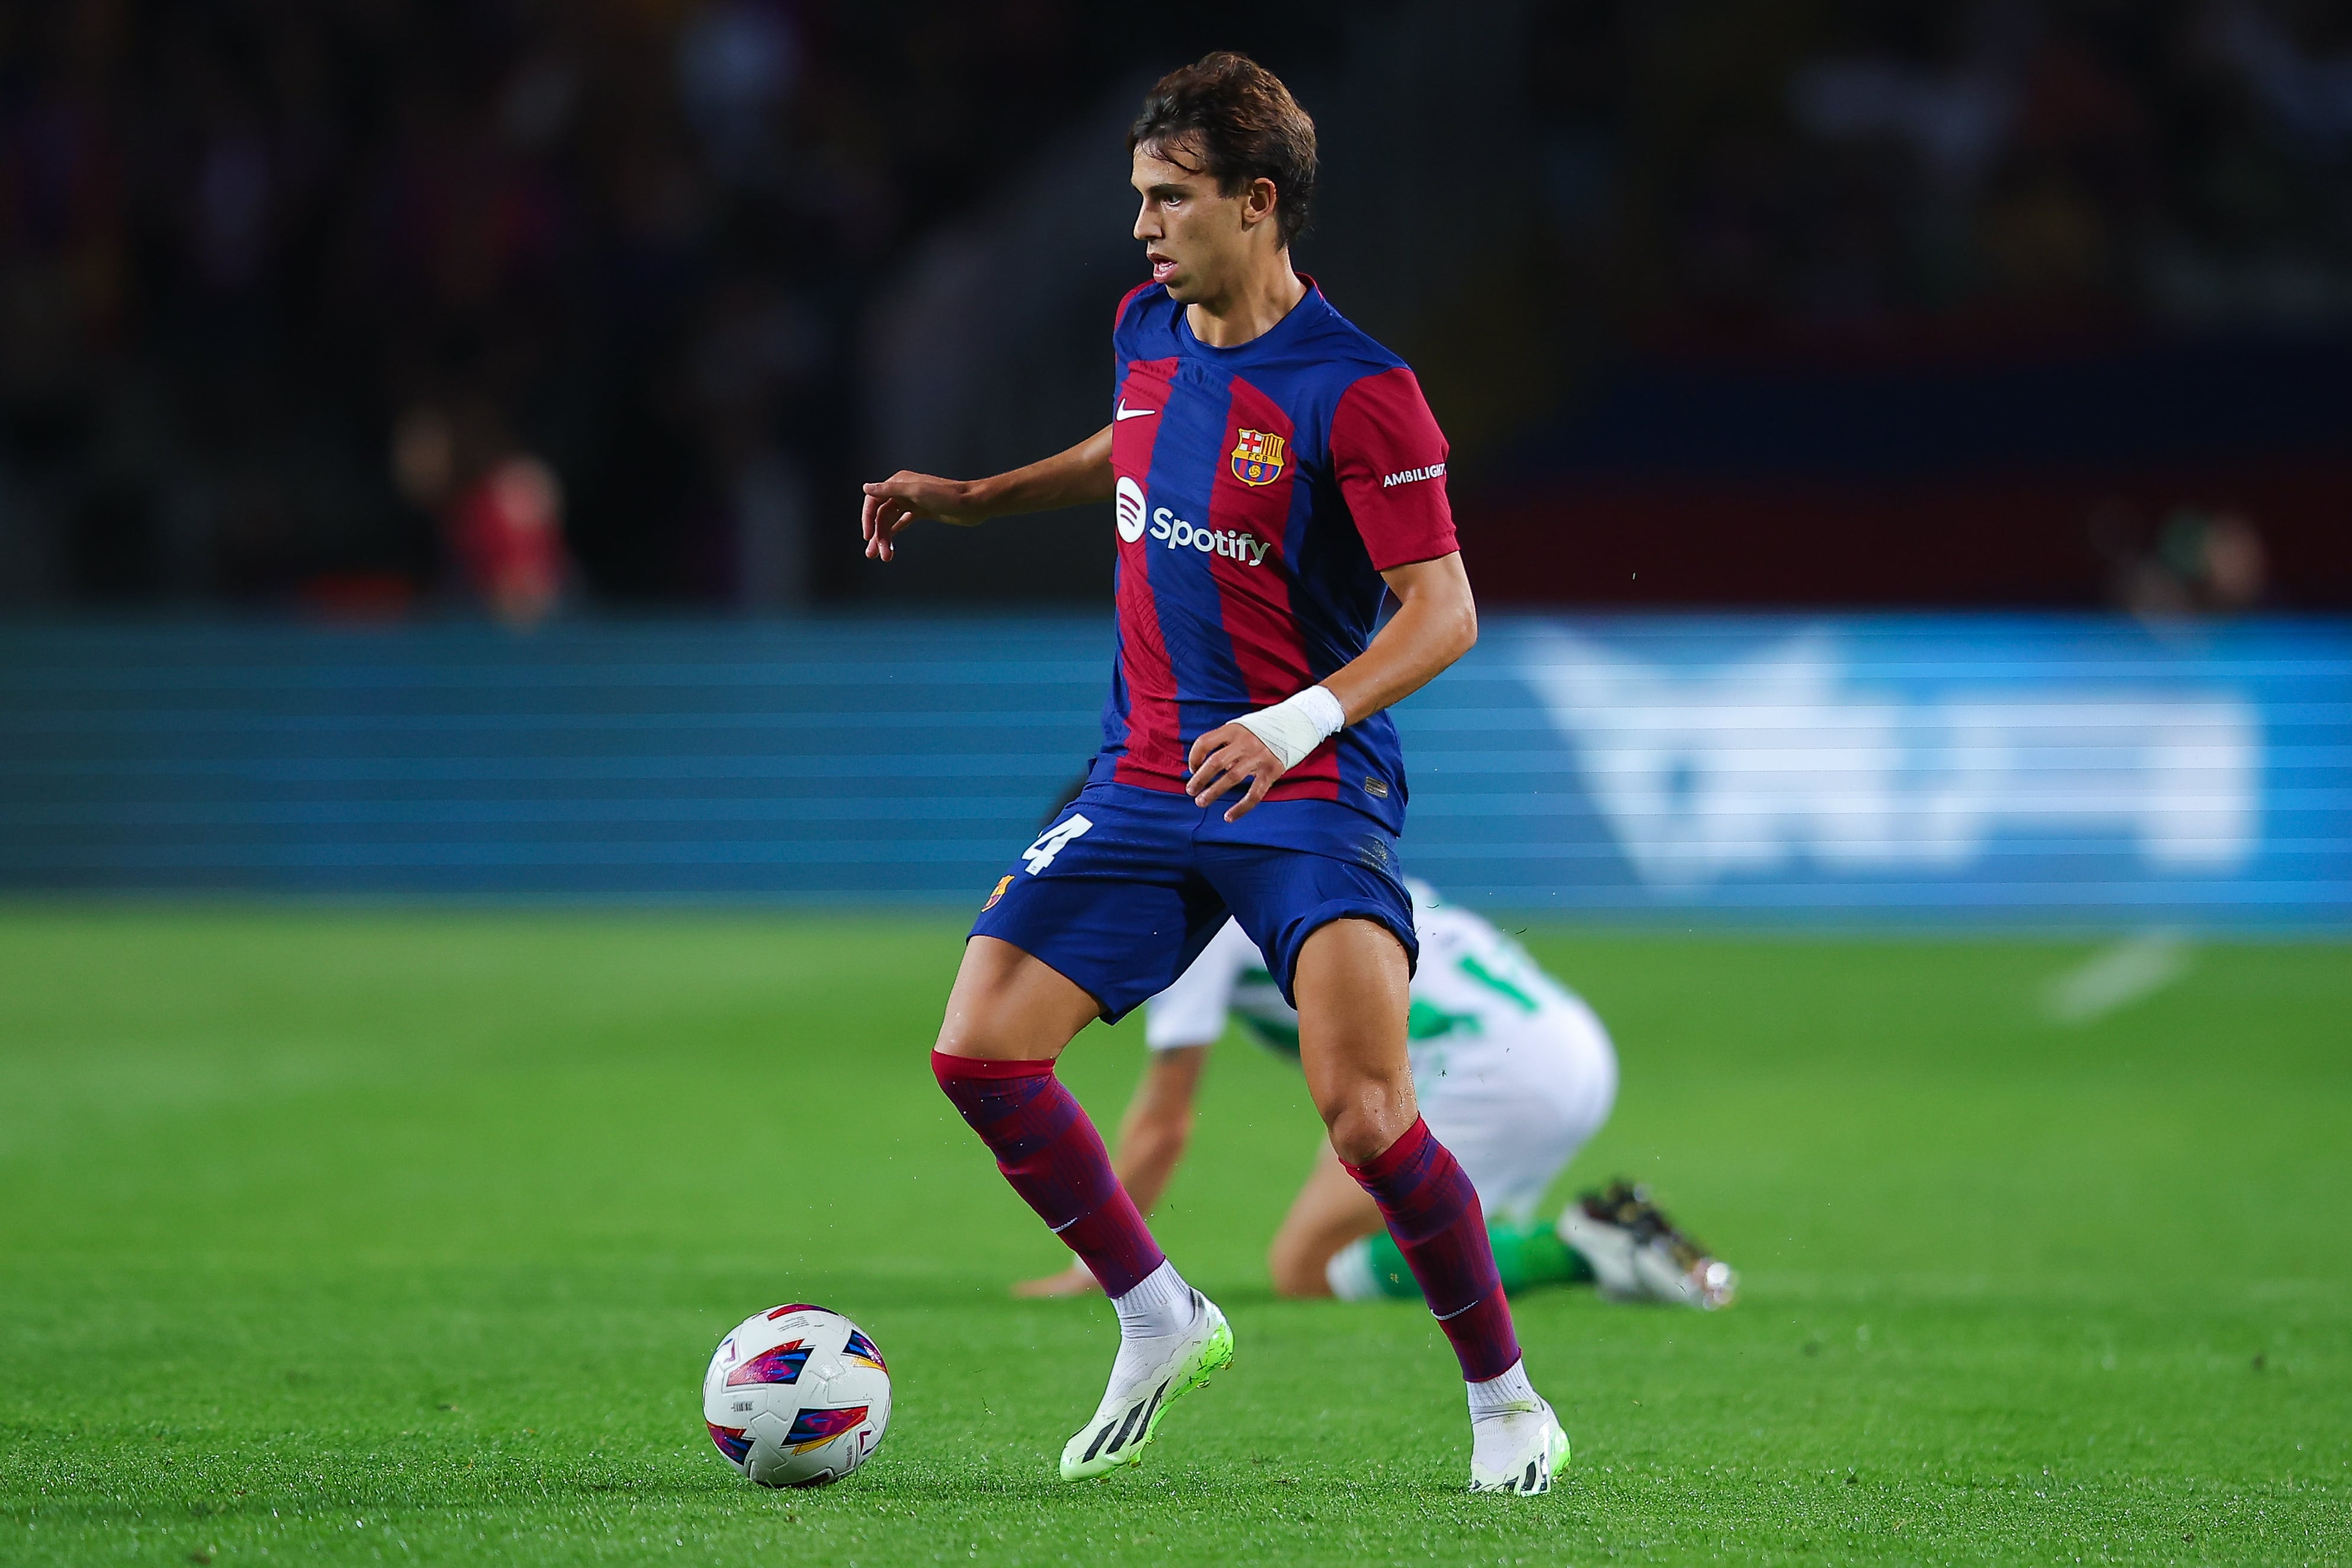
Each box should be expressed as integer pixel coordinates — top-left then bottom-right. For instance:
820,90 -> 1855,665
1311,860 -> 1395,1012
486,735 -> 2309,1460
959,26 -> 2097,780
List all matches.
4,9 -> 2349,1565
5,0 -> 2348,919
5,0 -> 2350,617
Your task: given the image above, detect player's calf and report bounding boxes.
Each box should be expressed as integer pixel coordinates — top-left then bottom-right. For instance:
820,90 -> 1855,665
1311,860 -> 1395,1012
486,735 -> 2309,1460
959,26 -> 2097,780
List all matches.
1342,1117 -> 1566,1496
1341,1117 -> 1519,1378
931,1051 -> 1232,1480
930,1051 -> 1166,1298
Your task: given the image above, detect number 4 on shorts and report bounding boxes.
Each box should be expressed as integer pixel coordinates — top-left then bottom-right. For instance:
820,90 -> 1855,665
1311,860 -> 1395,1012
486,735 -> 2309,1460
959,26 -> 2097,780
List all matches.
1022,814 -> 1093,875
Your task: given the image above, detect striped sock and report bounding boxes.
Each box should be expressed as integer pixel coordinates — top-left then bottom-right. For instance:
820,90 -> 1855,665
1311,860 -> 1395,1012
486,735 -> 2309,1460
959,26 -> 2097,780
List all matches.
1336,1218 -> 1591,1303
1342,1117 -> 1521,1381
930,1051 -> 1164,1298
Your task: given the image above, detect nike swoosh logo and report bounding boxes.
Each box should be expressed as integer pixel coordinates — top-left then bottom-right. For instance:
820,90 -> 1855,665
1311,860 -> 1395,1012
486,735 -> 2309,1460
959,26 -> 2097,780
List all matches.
1115,402 -> 1156,421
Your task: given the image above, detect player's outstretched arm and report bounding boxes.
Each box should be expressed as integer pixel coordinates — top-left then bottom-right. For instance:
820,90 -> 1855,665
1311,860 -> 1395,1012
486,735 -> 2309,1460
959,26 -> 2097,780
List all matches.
1187,552 -> 1477,820
860,424 -> 1115,562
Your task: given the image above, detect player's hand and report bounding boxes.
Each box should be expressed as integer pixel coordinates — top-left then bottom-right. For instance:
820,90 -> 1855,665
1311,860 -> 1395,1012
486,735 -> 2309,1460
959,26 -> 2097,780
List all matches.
1186,721 -> 1285,822
1010,1264 -> 1103,1300
860,472 -> 985,561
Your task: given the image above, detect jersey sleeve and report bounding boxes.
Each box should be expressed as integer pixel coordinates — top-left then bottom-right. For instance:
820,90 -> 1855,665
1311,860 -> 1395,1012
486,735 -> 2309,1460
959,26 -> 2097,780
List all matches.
1330,366 -> 1458,571
1143,919 -> 1262,1049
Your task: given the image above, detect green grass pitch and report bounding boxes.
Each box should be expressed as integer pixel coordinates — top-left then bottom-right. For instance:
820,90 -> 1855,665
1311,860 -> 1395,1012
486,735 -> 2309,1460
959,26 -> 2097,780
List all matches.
1,908 -> 2344,1566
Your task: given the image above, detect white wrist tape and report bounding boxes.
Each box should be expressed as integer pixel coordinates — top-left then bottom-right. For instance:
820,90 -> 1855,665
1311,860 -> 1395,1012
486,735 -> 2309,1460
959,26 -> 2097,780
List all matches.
1233,684 -> 1346,772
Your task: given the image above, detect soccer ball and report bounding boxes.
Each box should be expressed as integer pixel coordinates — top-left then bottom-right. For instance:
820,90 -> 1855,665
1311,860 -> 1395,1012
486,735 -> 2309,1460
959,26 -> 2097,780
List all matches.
702,1304 -> 892,1487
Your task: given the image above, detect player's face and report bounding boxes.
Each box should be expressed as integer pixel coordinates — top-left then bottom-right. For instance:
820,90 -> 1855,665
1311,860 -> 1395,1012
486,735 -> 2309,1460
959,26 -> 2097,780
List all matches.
1131,143 -> 1257,304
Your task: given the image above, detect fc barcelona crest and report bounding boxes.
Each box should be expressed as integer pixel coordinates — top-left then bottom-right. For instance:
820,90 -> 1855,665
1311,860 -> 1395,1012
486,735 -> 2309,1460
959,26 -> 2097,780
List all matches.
1230,428 -> 1287,487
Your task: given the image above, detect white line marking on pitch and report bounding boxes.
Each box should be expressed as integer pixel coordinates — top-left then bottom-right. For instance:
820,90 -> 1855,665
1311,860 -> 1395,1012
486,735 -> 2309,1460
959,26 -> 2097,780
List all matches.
2043,930 -> 2193,1024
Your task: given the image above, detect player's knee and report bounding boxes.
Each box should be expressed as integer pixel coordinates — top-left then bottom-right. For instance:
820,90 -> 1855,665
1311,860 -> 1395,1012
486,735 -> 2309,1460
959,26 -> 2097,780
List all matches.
933,993 -> 1041,1063
933,1017 -> 1039,1063
1313,1075 -> 1416,1167
931,990 -> 1080,1064
934,937 -> 1094,1062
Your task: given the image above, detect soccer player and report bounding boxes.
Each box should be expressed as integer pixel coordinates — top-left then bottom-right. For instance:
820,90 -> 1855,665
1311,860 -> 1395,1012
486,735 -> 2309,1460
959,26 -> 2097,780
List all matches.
860,55 -> 1565,1493
1013,879 -> 1739,1312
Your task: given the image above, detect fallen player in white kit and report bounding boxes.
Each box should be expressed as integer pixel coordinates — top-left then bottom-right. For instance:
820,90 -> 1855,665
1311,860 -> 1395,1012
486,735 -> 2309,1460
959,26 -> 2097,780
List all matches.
1015,879 -> 1737,1308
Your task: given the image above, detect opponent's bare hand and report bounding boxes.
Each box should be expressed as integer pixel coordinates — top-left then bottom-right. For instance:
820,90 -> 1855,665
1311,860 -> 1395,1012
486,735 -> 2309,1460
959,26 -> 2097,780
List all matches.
860,472 -> 985,561
1186,722 -> 1285,821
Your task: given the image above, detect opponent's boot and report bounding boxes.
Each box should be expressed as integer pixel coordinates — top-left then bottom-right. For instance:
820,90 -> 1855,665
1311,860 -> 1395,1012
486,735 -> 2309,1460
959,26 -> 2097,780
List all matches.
1558,1180 -> 1737,1310
1058,1289 -> 1233,1480
1467,1395 -> 1570,1495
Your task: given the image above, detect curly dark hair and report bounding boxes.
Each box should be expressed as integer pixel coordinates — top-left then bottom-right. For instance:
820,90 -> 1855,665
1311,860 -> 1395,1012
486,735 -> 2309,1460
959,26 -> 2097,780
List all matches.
1129,52 -> 1318,248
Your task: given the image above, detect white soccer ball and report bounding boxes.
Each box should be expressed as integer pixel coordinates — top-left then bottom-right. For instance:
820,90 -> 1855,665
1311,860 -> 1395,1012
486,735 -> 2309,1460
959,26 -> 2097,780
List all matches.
702,1303 -> 892,1488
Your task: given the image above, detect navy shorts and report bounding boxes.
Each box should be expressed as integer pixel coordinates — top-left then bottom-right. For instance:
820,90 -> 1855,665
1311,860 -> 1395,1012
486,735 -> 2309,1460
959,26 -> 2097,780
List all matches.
969,780 -> 1417,1023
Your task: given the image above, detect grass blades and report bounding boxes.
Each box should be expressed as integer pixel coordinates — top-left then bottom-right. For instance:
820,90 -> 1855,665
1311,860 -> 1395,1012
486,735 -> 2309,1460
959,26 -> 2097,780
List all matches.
1,908 -> 2345,1564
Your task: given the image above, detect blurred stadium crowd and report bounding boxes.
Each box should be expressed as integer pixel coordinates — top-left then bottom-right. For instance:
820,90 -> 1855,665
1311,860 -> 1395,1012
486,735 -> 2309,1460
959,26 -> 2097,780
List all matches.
0,0 -> 1149,613
1,0 -> 2348,615
1535,1 -> 2352,338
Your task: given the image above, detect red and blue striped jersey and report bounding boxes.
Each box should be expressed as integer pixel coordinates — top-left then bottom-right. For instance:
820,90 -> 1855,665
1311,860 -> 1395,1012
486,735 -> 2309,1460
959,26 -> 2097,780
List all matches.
1092,278 -> 1458,834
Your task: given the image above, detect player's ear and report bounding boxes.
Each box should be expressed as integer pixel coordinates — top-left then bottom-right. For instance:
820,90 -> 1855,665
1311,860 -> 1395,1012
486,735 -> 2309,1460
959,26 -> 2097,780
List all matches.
1243,176 -> 1279,231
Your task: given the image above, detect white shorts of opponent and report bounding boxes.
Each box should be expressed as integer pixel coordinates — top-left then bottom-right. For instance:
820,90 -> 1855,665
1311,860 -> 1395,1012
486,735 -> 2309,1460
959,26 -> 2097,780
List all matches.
1410,995 -> 1618,1224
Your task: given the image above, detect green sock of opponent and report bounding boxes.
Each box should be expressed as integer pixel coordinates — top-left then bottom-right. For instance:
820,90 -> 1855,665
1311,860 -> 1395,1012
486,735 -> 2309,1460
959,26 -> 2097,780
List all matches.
1356,1218 -> 1596,1298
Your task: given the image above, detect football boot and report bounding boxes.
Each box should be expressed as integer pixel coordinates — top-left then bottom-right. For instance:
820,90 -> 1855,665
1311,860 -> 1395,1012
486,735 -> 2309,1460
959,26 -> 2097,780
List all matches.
1467,1396 -> 1570,1495
1558,1180 -> 1737,1310
1058,1290 -> 1233,1481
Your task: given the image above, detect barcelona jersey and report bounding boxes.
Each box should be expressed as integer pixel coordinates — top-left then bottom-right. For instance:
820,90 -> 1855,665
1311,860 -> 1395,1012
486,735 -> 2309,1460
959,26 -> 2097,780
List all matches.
1092,277 -> 1459,836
